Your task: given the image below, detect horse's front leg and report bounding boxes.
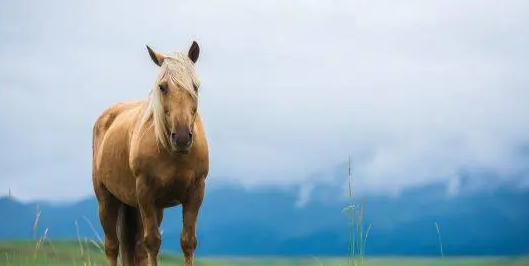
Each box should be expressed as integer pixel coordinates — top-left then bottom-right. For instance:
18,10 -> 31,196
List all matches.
181,180 -> 205,266
136,176 -> 163,266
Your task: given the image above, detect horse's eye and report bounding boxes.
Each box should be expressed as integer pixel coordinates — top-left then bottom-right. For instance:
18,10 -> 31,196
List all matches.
159,84 -> 168,94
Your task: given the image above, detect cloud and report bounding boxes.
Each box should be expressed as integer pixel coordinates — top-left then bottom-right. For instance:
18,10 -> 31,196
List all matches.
1,0 -> 528,201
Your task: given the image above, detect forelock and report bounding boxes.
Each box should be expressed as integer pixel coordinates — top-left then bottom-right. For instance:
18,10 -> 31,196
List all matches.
161,53 -> 200,95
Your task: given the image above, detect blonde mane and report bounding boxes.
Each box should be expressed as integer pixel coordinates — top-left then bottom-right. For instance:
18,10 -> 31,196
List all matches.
139,52 -> 201,149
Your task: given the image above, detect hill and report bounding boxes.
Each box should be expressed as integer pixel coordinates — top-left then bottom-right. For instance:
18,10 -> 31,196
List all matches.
1,165 -> 528,256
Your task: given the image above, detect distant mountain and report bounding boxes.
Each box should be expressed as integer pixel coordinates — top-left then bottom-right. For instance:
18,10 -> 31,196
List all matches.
1,167 -> 528,257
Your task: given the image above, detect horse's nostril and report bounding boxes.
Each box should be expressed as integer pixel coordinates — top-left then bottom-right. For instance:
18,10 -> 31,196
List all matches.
171,132 -> 177,140
188,133 -> 193,141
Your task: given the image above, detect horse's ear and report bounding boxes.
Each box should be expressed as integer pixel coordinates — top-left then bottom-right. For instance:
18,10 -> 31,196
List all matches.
188,41 -> 200,64
146,45 -> 165,67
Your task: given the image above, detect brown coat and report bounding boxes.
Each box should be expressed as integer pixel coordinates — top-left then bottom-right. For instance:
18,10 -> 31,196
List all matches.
92,41 -> 208,266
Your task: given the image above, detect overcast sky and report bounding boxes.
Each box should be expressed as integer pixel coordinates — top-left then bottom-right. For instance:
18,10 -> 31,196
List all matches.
1,0 -> 528,202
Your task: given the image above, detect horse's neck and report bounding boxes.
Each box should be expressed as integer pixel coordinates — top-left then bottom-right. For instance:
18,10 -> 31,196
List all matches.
131,101 -> 154,138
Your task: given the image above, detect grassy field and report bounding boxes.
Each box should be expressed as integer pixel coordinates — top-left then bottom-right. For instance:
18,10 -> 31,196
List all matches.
1,241 -> 528,266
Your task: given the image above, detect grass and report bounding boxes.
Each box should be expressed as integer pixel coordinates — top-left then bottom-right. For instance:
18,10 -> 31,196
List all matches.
342,156 -> 370,266
1,241 -> 528,266
2,159 -> 528,266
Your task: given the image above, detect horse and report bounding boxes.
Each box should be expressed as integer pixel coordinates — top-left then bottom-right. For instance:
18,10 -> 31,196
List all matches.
92,41 -> 209,266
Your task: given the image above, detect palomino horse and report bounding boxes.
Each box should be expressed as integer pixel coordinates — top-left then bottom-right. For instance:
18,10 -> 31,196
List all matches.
92,41 -> 209,266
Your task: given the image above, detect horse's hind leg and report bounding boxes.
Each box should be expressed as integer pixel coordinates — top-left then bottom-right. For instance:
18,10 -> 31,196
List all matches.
94,182 -> 120,266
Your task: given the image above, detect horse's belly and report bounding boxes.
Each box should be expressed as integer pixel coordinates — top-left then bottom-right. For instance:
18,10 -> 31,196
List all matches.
102,171 -> 137,207
159,199 -> 182,208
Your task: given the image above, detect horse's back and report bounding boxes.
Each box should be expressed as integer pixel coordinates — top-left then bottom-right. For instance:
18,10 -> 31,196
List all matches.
92,101 -> 142,146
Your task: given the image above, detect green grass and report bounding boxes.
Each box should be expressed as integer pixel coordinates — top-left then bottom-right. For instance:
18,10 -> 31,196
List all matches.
1,240 -> 528,266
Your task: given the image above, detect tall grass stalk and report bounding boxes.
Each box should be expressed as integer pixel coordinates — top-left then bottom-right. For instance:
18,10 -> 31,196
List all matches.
75,220 -> 85,257
82,215 -> 104,246
342,156 -> 370,266
435,222 -> 444,259
23,206 -> 102,266
32,204 -> 41,240
33,227 -> 49,261
83,237 -> 94,266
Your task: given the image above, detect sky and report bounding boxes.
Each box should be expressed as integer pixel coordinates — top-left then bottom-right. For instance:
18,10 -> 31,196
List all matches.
1,0 -> 528,202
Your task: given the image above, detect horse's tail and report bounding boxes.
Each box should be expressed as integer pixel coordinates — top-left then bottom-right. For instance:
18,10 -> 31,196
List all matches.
117,203 -> 141,266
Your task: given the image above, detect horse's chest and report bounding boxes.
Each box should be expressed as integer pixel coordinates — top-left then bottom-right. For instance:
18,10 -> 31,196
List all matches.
154,168 -> 196,207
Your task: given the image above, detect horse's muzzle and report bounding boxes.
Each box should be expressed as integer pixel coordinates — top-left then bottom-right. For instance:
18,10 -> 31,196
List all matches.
170,131 -> 193,153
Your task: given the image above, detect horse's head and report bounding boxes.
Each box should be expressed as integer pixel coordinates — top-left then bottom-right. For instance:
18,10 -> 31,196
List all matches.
145,41 -> 201,154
